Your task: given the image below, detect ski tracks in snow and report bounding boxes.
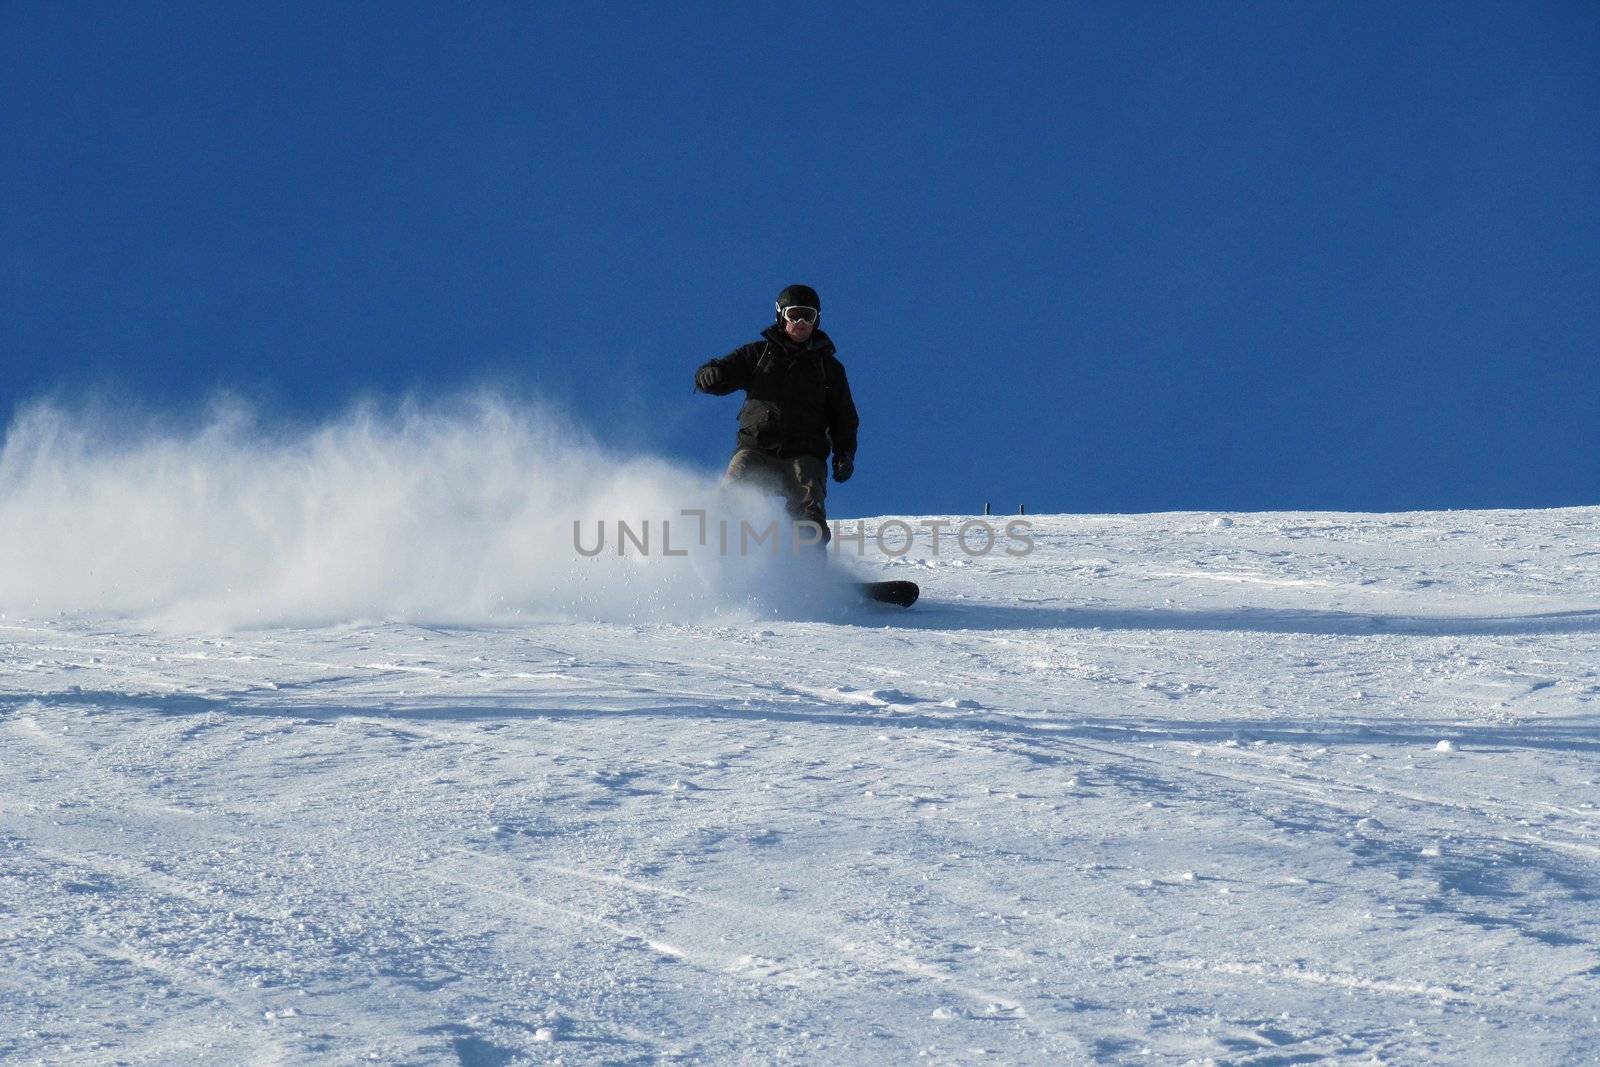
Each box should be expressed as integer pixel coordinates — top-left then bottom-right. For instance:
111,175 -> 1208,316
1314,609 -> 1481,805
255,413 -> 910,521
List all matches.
4,508 -> 1600,1063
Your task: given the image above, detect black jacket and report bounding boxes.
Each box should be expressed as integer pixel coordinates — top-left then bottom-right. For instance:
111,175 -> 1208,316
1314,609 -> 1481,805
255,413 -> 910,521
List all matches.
696,325 -> 859,460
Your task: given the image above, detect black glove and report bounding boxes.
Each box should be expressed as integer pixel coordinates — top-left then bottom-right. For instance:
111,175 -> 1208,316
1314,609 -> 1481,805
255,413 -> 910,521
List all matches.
695,365 -> 725,393
832,453 -> 854,483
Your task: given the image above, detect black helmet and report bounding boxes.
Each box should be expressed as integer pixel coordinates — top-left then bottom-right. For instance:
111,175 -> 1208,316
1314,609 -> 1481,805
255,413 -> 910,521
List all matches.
775,284 -> 821,321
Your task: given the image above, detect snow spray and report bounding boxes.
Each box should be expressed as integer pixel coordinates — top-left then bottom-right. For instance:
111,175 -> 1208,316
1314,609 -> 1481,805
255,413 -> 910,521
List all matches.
0,395 -> 853,629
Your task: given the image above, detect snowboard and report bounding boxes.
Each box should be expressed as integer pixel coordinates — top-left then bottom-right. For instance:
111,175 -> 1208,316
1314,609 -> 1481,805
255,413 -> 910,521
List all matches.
859,579 -> 919,608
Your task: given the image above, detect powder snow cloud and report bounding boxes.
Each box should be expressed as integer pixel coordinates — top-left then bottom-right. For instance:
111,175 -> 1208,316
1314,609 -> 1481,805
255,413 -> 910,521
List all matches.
0,394 -> 848,629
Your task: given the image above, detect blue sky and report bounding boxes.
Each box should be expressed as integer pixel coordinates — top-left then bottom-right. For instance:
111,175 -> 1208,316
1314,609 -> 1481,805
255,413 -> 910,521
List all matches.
4,2 -> 1596,515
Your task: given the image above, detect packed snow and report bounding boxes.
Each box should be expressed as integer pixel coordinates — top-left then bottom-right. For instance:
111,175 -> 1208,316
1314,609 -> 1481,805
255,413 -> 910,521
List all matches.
1,404 -> 1597,1064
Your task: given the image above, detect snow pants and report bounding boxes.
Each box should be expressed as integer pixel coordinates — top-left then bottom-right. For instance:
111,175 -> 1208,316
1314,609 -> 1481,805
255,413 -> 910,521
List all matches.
723,449 -> 830,542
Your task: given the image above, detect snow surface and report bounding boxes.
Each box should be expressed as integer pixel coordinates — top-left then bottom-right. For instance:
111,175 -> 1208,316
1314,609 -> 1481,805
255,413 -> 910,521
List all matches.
4,507 -> 1599,1064
1,410 -> 1598,1063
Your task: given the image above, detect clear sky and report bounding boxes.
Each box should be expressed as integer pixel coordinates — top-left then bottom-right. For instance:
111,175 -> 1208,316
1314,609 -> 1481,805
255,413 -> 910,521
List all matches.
4,2 -> 1596,515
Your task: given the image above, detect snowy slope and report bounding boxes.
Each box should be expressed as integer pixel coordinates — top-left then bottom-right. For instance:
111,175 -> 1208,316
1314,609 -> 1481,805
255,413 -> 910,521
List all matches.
3,507 -> 1599,1065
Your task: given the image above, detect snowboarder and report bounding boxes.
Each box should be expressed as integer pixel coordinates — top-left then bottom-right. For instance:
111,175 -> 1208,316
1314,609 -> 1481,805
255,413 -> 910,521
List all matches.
694,284 -> 859,544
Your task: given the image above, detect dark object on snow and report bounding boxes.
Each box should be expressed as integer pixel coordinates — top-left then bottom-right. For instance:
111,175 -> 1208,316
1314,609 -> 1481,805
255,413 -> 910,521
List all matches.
860,580 -> 919,607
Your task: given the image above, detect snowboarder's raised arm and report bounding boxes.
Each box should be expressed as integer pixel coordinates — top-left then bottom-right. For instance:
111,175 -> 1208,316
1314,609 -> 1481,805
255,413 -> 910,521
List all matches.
693,343 -> 757,396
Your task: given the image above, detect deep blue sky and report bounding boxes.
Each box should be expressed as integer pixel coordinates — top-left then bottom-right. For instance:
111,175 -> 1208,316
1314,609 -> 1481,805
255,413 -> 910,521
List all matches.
4,2 -> 1596,515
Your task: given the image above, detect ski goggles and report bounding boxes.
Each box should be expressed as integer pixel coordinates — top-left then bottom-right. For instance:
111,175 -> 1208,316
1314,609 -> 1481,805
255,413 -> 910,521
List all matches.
779,305 -> 819,325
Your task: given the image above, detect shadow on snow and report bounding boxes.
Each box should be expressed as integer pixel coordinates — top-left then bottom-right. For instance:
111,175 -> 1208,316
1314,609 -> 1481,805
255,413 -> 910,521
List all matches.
884,601 -> 1600,637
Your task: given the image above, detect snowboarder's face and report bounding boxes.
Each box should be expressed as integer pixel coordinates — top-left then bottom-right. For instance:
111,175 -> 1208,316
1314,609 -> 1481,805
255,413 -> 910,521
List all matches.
780,306 -> 817,343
